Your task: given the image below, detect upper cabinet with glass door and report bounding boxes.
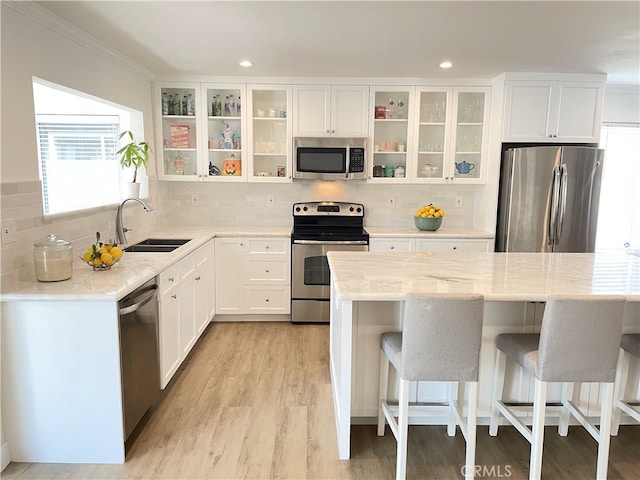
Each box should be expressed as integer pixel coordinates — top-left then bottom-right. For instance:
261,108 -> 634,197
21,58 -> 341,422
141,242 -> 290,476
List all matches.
156,82 -> 201,181
413,88 -> 451,182
412,87 -> 490,184
201,84 -> 246,181
369,87 -> 414,183
450,88 -> 490,183
247,85 -> 292,182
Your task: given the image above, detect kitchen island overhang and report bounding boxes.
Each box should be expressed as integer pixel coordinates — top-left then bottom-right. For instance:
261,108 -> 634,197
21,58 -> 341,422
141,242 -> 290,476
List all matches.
327,251 -> 640,460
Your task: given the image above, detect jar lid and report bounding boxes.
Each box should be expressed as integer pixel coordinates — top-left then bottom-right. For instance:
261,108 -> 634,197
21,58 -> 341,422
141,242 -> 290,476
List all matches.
34,234 -> 71,249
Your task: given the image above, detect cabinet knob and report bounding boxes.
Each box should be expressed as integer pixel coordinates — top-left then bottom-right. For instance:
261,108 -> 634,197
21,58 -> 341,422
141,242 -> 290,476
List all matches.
265,270 -> 270,273
265,298 -> 270,302
331,130 -> 335,134
266,246 -> 270,249
169,277 -> 175,282
390,246 -> 395,250
195,276 -> 201,281
452,246 -> 457,250
326,129 -> 330,133
171,294 -> 177,299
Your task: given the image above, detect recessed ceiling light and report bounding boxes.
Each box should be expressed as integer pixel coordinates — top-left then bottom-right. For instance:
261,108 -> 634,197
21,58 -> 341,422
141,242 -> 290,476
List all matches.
240,60 -> 253,67
439,61 -> 453,69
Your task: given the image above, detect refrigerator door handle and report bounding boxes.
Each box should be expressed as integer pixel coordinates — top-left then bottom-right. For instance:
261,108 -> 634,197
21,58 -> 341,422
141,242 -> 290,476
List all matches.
556,163 -> 568,243
548,165 -> 561,246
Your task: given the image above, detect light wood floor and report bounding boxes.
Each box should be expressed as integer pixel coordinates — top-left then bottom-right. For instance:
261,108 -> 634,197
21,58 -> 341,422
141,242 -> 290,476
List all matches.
3,321 -> 639,479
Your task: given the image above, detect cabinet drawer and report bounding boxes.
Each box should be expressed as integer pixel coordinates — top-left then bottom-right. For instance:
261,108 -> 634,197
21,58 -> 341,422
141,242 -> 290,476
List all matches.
192,243 -> 209,268
246,259 -> 289,283
416,239 -> 490,252
158,264 -> 179,297
370,238 -> 415,252
248,238 -> 288,254
177,254 -> 195,281
245,286 -> 290,313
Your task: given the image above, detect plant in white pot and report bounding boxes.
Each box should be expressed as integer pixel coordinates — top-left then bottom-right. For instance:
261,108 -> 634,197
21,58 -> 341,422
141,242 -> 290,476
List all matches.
117,130 -> 149,198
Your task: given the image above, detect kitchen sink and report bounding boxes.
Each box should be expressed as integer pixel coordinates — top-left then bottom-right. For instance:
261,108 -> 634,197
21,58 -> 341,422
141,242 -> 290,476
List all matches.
123,238 -> 191,253
131,238 -> 191,246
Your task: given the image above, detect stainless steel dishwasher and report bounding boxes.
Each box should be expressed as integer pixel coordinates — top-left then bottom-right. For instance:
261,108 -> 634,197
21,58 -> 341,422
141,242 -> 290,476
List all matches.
118,278 -> 160,443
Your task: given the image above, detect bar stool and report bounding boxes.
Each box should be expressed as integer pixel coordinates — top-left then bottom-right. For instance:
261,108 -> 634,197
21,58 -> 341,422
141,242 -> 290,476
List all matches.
377,293 -> 484,480
489,295 -> 626,480
612,333 -> 640,434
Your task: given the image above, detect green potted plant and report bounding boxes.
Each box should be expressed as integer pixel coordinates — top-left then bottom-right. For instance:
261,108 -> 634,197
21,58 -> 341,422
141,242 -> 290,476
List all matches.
117,130 -> 149,198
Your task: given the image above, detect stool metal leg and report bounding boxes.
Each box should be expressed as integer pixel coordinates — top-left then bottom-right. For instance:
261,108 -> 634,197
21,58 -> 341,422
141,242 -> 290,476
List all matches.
489,348 -> 507,436
529,379 -> 548,480
396,378 -> 410,480
378,349 -> 390,436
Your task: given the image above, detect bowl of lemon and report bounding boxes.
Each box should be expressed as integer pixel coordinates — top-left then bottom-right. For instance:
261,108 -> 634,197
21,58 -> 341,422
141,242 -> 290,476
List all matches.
81,232 -> 123,270
414,204 -> 445,231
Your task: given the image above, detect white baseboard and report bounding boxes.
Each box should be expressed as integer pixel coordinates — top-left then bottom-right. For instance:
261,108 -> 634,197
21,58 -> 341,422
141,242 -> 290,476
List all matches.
1,441 -> 10,472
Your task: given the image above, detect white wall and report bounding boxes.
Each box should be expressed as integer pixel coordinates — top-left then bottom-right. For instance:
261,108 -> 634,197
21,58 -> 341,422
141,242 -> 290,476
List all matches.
602,85 -> 640,124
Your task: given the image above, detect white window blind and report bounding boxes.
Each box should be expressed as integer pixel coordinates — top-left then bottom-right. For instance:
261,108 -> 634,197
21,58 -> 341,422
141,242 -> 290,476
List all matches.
36,116 -> 124,214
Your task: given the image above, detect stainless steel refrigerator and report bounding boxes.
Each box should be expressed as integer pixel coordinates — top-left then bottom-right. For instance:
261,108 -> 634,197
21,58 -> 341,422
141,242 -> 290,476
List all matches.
496,146 -> 604,252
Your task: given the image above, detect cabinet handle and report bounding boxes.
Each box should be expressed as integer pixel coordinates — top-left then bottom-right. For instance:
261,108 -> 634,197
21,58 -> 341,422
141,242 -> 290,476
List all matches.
331,129 -> 335,134
169,277 -> 175,282
195,276 -> 201,281
171,294 -> 177,299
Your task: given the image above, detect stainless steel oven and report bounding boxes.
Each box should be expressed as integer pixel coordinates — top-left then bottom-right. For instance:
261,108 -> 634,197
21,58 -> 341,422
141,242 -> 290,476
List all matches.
291,202 -> 368,323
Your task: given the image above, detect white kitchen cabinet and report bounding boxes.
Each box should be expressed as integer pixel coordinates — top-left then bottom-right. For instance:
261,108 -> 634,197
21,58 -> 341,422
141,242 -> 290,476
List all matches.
155,82 -> 203,181
293,85 -> 369,137
200,83 -> 247,182
369,86 -> 415,183
158,240 -> 215,388
369,237 -> 415,252
247,84 -> 292,182
503,80 -> 605,143
412,87 -> 490,184
215,236 -> 291,316
415,238 -> 492,252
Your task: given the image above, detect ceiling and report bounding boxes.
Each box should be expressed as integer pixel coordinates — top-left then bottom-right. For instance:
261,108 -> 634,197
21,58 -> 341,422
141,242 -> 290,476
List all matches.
37,1 -> 640,84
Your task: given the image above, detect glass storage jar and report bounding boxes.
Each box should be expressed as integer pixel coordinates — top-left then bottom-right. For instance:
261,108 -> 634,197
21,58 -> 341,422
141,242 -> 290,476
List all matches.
33,234 -> 73,282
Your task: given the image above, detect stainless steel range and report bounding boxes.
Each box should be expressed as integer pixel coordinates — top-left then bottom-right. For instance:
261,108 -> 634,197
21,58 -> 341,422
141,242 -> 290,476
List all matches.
291,201 -> 369,323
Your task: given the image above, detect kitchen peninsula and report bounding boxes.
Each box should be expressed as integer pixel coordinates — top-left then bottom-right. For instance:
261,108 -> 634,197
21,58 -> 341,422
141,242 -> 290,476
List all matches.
327,251 -> 640,459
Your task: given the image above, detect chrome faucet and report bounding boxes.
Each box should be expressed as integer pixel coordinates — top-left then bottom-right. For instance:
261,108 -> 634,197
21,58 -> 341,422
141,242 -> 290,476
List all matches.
116,197 -> 153,245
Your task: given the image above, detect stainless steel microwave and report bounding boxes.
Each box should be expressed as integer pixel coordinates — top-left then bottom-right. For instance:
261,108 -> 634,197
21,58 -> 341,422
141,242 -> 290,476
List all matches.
294,145 -> 367,180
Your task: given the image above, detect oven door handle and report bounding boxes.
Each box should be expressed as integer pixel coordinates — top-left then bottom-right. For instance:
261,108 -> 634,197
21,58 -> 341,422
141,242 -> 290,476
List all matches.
292,239 -> 369,245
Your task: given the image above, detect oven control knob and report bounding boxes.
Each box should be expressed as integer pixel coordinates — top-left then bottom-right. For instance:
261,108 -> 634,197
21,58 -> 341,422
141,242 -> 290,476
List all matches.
303,206 -> 308,211
349,206 -> 354,212
295,206 -> 301,212
356,207 -> 362,213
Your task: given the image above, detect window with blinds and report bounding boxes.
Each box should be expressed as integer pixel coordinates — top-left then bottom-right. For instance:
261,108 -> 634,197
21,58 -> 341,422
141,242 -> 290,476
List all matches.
33,78 -> 144,216
36,116 -> 123,214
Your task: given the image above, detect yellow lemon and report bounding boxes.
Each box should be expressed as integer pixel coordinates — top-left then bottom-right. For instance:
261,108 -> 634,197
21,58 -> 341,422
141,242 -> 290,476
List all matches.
82,251 -> 93,262
110,247 -> 123,259
93,257 -> 103,267
101,252 -> 113,265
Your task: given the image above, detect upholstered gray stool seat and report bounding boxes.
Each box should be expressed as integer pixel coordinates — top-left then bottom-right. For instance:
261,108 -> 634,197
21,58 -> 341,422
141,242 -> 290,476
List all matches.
489,295 -> 627,480
377,293 -> 484,480
621,333 -> 640,358
612,333 -> 640,435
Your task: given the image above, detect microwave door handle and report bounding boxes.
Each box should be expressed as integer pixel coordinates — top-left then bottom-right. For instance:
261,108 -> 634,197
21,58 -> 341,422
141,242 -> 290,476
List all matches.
345,145 -> 350,178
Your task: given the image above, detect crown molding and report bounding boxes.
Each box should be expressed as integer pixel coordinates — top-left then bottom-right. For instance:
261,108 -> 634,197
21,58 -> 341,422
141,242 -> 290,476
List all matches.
5,1 -> 155,80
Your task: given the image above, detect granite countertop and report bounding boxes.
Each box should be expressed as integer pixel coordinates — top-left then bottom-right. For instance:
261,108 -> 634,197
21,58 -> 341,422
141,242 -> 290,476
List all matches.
365,226 -> 494,238
327,251 -> 640,302
1,225 -> 292,302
